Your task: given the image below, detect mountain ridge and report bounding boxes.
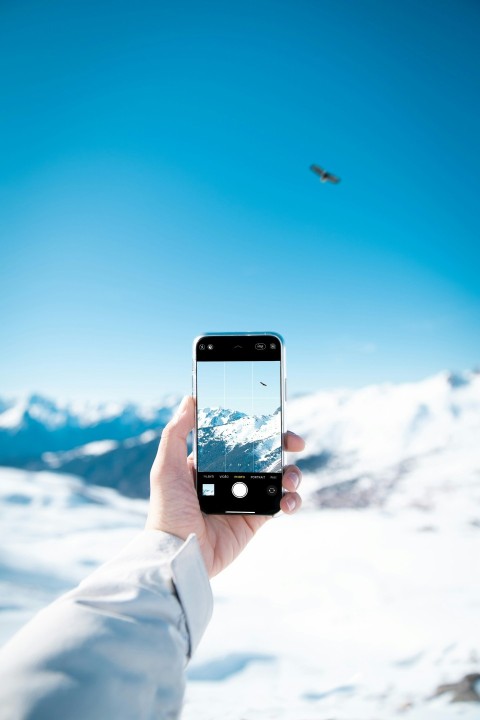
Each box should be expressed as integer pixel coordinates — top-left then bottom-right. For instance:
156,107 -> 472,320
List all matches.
1,368 -> 479,501
0,393 -> 178,464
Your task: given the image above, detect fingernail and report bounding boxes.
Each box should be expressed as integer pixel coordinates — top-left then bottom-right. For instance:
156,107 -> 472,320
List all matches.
285,472 -> 300,489
285,495 -> 296,512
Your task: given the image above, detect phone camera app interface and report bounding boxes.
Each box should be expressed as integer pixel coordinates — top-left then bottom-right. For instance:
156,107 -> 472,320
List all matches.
196,336 -> 282,511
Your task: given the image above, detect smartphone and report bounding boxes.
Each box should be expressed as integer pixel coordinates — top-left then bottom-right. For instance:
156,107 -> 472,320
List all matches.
192,332 -> 286,515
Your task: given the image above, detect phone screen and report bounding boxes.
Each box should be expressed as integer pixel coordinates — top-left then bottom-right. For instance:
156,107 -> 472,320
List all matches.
194,334 -> 284,514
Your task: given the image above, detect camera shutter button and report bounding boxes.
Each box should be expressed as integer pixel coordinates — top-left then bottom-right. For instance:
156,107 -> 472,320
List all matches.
232,482 -> 248,498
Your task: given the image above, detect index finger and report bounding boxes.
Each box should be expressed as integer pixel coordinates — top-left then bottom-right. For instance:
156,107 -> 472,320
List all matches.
283,431 -> 305,452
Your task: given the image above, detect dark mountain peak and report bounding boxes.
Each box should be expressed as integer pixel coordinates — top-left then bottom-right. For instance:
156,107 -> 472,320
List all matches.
26,393 -> 58,409
446,371 -> 470,389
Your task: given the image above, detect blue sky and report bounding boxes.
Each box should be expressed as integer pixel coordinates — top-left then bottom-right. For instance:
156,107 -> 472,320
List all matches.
198,361 -> 280,416
1,0 -> 479,402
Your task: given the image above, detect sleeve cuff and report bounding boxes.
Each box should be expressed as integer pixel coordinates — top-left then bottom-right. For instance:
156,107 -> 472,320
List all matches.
170,533 -> 213,656
121,530 -> 213,657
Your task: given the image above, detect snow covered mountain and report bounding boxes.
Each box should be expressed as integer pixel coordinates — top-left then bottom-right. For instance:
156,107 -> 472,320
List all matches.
197,407 -> 247,428
1,370 -> 479,717
289,369 -> 480,510
197,406 -> 282,472
0,393 -> 177,488
1,369 -> 479,504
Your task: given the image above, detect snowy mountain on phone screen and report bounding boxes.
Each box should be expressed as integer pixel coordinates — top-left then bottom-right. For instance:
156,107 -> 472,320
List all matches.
197,406 -> 282,472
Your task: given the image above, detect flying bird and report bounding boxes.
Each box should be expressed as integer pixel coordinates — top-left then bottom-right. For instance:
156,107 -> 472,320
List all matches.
310,164 -> 341,184
260,382 -> 267,386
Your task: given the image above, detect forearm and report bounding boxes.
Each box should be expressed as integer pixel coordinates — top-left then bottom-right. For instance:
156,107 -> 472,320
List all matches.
0,531 -> 213,720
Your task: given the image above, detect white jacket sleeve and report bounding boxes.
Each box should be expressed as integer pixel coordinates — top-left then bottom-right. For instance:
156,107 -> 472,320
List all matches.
0,530 -> 213,720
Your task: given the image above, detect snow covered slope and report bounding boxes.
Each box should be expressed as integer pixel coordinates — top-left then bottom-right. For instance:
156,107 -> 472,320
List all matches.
0,369 -> 479,717
188,504 -> 480,720
0,465 -> 479,718
288,369 -> 480,509
0,468 -> 146,644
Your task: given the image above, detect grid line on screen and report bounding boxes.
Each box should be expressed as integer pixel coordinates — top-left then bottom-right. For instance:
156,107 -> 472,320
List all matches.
224,361 -> 226,471
251,362 -> 254,471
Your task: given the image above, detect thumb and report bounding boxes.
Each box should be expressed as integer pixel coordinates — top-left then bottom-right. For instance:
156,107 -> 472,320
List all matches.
152,395 -> 195,480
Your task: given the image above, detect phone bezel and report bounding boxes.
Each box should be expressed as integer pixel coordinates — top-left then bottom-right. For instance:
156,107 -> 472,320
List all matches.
192,331 -> 286,515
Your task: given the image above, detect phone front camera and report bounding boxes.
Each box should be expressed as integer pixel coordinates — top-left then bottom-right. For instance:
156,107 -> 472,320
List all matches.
207,344 -> 214,350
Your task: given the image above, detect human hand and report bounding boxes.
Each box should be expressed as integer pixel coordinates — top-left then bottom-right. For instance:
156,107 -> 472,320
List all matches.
146,395 -> 305,578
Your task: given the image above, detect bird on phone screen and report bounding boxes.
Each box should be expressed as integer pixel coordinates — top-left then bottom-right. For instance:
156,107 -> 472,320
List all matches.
310,163 -> 341,184
260,382 -> 267,386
